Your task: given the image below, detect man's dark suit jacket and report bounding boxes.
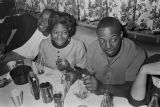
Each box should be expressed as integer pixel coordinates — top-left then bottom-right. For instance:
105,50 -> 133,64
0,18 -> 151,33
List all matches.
0,13 -> 37,53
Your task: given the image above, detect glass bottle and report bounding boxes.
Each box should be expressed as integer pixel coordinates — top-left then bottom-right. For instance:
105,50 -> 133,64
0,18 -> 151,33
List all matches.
148,93 -> 159,107
28,72 -> 40,100
100,90 -> 113,107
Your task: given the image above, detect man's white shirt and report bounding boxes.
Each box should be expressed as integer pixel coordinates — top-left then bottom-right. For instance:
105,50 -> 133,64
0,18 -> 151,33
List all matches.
13,29 -> 49,59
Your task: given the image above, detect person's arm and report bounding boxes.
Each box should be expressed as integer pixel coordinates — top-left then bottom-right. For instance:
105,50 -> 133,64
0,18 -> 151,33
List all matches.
0,16 -> 18,44
127,49 -> 148,101
84,74 -> 133,97
2,51 -> 26,63
92,78 -> 106,95
125,48 -> 146,81
131,66 -> 148,101
131,61 -> 160,101
75,41 -> 87,68
2,32 -> 42,64
0,17 -> 14,53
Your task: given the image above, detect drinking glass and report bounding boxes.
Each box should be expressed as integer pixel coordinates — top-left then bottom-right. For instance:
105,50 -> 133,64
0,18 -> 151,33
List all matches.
35,54 -> 45,75
53,92 -> 64,107
61,73 -> 71,99
100,90 -> 113,107
40,82 -> 54,103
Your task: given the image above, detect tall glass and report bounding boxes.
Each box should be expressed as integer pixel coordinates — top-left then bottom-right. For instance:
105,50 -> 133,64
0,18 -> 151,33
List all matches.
61,73 -> 71,100
100,90 -> 113,107
35,53 -> 45,74
40,82 -> 54,103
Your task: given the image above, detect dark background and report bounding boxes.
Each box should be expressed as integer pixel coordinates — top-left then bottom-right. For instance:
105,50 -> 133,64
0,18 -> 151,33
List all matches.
0,0 -> 17,19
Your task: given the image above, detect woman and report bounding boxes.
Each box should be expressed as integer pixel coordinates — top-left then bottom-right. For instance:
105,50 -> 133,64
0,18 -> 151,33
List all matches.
38,12 -> 86,72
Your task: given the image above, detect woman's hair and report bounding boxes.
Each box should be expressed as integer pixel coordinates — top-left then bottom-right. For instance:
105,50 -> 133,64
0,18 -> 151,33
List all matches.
48,12 -> 77,37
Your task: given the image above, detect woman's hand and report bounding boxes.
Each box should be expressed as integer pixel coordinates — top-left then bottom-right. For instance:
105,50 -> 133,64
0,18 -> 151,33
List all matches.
56,58 -> 71,71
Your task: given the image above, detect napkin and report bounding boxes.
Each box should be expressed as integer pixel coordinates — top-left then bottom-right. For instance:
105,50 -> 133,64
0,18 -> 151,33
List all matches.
64,80 -> 103,107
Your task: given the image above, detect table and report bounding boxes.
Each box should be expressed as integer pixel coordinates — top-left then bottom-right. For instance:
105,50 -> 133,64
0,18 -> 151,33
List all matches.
64,80 -> 147,107
0,62 -> 63,107
0,62 -> 147,107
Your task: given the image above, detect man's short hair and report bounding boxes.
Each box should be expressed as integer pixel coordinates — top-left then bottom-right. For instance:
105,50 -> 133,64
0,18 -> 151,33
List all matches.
40,8 -> 55,17
97,17 -> 123,34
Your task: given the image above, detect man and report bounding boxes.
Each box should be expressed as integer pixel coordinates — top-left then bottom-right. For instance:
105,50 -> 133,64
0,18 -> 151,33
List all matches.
0,9 -> 56,75
1,9 -> 55,60
81,17 -> 148,106
0,13 -> 37,54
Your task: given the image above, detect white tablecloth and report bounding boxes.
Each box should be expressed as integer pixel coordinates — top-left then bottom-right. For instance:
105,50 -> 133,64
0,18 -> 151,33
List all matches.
64,80 -> 147,107
0,62 -> 147,107
0,62 -> 63,107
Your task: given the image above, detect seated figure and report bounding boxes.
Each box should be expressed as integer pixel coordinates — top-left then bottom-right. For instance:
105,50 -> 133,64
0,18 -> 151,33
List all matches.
0,9 -> 56,75
78,17 -> 153,106
131,54 -> 160,107
0,13 -> 37,54
38,12 -> 86,73
1,9 -> 56,61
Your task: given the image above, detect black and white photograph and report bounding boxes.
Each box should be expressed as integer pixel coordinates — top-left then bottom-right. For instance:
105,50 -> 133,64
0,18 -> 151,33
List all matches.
0,0 -> 160,107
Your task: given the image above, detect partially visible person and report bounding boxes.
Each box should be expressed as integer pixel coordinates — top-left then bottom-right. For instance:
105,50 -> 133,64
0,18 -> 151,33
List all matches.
1,9 -> 56,62
0,13 -> 37,54
131,54 -> 160,107
38,12 -> 86,73
0,9 -> 56,75
78,17 -> 148,106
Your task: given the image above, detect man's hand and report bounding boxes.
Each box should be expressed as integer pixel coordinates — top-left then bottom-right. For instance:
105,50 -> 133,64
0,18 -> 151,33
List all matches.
83,75 -> 98,91
74,66 -> 92,79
